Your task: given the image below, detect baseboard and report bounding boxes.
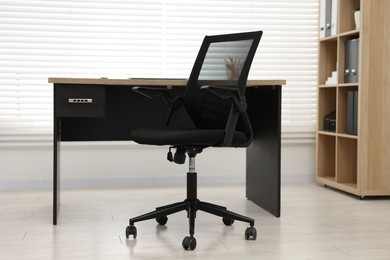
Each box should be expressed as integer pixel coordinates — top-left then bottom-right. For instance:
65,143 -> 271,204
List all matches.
0,174 -> 314,191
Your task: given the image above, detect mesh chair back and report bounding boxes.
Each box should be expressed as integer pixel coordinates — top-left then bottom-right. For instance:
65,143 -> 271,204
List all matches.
183,31 -> 262,130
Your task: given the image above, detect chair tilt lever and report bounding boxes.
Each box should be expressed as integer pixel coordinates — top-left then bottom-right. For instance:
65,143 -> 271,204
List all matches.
167,146 -> 203,165
167,146 -> 186,164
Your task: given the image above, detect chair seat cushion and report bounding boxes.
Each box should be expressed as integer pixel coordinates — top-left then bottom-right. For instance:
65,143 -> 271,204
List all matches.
130,126 -> 247,147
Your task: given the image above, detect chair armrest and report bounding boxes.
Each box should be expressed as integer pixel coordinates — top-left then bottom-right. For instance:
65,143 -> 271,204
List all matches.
200,85 -> 247,112
200,85 -> 253,147
132,86 -> 184,126
165,96 -> 184,126
132,86 -> 173,107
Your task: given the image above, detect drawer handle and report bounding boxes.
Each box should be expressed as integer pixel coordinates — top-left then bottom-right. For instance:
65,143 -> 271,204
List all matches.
68,98 -> 93,104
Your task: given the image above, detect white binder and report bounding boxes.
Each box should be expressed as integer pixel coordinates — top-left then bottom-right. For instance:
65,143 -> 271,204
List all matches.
319,0 -> 326,38
331,0 -> 338,35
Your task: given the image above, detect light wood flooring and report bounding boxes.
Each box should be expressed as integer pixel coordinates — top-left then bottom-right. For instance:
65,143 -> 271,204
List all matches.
1,183 -> 390,259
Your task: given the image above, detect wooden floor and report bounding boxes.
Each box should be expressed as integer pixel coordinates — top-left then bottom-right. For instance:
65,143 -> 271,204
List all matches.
1,182 -> 390,259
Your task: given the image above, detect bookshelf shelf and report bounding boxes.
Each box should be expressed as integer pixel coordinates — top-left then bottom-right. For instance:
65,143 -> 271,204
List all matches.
338,83 -> 358,88
338,29 -> 360,37
319,35 -> 338,42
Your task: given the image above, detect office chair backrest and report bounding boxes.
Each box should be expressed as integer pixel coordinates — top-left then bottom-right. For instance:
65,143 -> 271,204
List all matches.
184,31 -> 262,133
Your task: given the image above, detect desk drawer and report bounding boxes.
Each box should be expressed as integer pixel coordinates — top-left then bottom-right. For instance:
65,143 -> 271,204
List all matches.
55,85 -> 106,117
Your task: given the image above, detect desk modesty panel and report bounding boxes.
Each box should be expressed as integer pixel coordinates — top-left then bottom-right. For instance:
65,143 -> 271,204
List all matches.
49,77 -> 285,225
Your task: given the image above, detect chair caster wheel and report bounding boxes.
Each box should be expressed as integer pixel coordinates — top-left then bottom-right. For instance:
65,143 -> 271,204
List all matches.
126,225 -> 137,239
156,216 -> 168,225
245,227 -> 257,240
222,217 -> 235,226
182,236 -> 197,250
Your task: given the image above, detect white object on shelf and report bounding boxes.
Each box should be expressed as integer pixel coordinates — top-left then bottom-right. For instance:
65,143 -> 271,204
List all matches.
354,10 -> 361,29
325,70 -> 338,85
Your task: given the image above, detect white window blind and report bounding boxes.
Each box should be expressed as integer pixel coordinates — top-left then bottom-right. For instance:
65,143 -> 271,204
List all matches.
0,0 -> 318,141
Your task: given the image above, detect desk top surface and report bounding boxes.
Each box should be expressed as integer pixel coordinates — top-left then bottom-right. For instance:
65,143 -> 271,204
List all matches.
48,77 -> 286,87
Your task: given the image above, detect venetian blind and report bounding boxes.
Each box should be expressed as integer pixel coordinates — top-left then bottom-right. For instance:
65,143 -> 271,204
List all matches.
0,0 -> 318,141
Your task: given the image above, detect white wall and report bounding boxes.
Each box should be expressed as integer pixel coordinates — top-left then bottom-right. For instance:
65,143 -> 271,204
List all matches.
0,139 -> 315,190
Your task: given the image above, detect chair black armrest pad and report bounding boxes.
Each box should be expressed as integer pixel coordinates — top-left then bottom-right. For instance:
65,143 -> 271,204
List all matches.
132,86 -> 173,107
200,85 -> 247,113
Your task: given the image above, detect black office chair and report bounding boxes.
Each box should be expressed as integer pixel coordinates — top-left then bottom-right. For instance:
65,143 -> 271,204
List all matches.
125,30 -> 263,250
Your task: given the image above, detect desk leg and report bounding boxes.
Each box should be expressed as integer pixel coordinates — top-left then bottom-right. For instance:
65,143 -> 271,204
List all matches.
53,117 -> 61,225
246,86 -> 281,217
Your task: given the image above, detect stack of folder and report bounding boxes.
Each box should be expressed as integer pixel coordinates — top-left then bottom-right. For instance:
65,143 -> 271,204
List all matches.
319,0 -> 338,38
344,38 -> 359,83
347,90 -> 358,135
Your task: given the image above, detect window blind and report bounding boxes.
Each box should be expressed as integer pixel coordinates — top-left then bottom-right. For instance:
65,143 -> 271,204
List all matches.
0,0 -> 318,141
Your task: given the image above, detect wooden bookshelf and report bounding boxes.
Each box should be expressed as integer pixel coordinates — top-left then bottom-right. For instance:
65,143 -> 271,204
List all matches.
316,0 -> 390,197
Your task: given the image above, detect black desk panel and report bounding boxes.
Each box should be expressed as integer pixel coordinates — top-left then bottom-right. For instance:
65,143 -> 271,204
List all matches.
246,87 -> 281,217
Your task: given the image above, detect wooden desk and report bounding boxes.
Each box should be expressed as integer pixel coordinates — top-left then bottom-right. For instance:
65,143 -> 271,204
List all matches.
49,77 -> 285,224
